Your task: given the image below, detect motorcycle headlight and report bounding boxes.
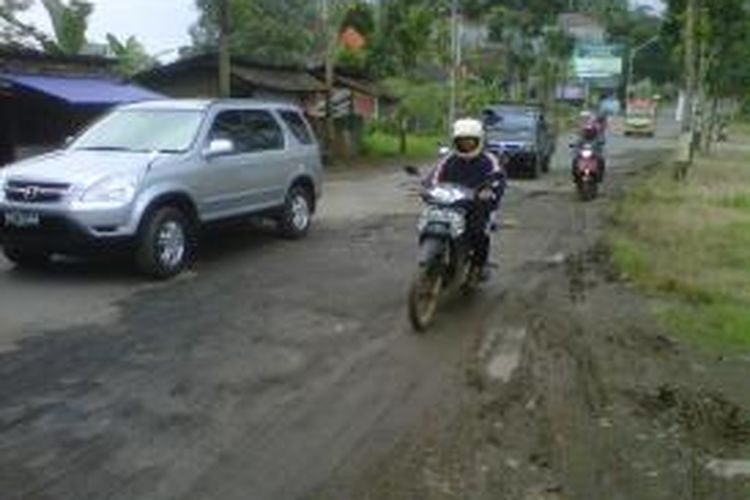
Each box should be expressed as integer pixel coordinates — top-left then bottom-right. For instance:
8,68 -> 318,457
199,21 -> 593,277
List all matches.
80,173 -> 139,206
581,149 -> 594,159
418,207 -> 466,238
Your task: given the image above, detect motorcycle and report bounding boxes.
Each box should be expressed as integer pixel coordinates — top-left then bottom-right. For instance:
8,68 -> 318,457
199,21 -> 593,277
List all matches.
572,142 -> 602,201
403,165 -> 498,332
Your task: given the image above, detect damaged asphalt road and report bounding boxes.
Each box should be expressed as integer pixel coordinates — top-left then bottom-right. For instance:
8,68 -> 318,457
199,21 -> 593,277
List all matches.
2,118 -> 747,500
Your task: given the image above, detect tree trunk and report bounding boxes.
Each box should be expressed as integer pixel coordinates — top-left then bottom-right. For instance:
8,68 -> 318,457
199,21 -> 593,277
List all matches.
696,36 -> 708,153
399,117 -> 408,155
675,0 -> 697,180
324,51 -> 336,156
322,0 -> 336,157
704,97 -> 719,152
218,0 -> 231,98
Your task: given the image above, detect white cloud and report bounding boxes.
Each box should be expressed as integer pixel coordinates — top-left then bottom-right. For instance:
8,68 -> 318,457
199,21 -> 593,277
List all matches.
630,0 -> 666,14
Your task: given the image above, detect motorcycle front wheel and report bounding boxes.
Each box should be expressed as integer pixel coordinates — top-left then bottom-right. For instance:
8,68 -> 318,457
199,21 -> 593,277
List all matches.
577,180 -> 598,201
408,269 -> 444,332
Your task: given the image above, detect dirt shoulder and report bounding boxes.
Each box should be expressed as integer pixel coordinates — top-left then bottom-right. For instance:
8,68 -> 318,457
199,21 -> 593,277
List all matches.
311,142 -> 750,499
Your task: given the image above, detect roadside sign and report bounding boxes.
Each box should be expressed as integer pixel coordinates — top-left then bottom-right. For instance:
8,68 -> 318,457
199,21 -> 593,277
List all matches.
571,43 -> 625,80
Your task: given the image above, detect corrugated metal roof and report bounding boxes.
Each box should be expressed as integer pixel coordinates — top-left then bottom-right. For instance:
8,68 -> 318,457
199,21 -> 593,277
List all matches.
1,74 -> 162,105
231,66 -> 326,93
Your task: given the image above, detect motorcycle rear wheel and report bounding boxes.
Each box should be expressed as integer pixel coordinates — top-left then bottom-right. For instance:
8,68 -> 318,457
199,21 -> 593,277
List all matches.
408,269 -> 444,332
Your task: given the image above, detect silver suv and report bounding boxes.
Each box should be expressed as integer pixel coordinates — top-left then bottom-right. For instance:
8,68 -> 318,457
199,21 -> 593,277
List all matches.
0,99 -> 323,278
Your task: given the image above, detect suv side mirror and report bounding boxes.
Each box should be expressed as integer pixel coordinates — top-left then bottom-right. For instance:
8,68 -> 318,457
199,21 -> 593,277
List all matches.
204,138 -> 234,158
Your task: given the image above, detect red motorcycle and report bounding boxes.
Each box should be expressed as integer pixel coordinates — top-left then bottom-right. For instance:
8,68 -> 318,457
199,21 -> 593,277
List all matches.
572,143 -> 602,201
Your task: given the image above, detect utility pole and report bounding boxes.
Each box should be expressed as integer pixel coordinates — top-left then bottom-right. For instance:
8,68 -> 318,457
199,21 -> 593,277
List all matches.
218,0 -> 231,98
448,0 -> 458,136
626,35 -> 658,103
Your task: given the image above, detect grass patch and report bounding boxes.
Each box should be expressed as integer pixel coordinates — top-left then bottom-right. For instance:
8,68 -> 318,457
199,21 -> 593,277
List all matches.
609,147 -> 750,353
717,193 -> 750,211
730,120 -> 750,138
361,131 -> 442,160
663,301 -> 750,352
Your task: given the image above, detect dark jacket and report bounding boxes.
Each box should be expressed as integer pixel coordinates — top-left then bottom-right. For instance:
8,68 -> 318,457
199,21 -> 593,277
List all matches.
428,151 -> 506,209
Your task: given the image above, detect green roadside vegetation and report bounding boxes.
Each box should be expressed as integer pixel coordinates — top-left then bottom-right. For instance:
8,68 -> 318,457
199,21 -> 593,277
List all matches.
609,132 -> 750,353
361,131 -> 443,161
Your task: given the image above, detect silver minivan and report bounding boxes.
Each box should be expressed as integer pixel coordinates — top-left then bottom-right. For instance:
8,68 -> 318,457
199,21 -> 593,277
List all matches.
0,99 -> 323,279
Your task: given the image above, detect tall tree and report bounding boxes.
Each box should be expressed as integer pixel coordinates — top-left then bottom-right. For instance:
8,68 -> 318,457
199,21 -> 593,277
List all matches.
664,0 -> 750,158
0,0 -> 55,49
487,6 -> 538,100
40,0 -> 92,55
367,0 -> 435,76
106,34 -> 156,76
0,0 -> 92,55
190,0 -> 323,65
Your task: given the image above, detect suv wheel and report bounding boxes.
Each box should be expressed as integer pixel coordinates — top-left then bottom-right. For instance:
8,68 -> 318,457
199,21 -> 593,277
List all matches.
3,244 -> 50,268
278,186 -> 313,239
136,206 -> 194,280
528,155 -> 541,179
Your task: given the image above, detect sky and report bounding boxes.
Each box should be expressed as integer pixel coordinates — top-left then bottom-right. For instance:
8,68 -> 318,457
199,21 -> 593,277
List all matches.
631,0 -> 666,13
17,0 -> 665,60
19,0 -> 198,59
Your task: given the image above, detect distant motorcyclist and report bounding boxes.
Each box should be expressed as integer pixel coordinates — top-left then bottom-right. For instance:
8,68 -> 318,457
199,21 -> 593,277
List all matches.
572,118 -> 606,181
428,118 -> 506,277
580,110 -> 607,141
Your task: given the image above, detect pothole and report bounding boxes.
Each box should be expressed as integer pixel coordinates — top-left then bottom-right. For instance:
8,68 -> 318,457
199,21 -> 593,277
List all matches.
633,385 -> 750,447
484,327 -> 528,383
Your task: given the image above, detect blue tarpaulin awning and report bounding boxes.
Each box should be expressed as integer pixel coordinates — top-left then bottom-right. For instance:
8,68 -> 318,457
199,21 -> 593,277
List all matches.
0,74 -> 162,105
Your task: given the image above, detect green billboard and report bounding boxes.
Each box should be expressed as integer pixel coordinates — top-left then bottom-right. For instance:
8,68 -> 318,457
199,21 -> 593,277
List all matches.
571,43 -> 625,80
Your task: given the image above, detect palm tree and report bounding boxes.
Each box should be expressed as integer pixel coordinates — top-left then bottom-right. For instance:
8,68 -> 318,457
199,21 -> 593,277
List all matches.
0,0 -> 55,49
535,27 -> 574,107
106,34 -> 156,76
41,0 -> 93,55
0,0 -> 92,54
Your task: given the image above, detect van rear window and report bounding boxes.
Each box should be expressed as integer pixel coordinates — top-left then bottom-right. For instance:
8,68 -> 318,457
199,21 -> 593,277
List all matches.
280,111 -> 314,145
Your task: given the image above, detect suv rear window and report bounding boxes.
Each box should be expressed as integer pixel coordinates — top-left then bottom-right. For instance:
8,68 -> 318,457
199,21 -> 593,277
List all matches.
209,109 -> 285,153
280,110 -> 314,145
483,110 -> 536,133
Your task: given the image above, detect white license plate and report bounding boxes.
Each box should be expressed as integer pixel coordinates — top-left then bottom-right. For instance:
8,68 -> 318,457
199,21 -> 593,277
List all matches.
4,211 -> 40,228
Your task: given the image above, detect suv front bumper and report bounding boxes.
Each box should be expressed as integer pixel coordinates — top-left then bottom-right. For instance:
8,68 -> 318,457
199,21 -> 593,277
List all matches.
0,201 -> 138,253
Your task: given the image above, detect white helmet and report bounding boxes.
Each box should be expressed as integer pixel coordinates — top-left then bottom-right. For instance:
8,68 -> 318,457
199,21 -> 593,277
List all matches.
452,118 -> 484,159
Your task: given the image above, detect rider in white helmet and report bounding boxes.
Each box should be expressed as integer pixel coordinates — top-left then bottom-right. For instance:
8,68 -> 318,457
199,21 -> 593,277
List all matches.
452,118 -> 485,159
429,118 -> 507,278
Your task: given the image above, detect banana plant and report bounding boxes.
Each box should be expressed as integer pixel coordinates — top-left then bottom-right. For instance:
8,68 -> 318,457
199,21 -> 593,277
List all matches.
40,0 -> 93,55
106,34 -> 156,76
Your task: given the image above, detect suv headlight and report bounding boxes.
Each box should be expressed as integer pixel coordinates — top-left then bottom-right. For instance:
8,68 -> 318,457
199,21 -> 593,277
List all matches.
80,173 -> 138,206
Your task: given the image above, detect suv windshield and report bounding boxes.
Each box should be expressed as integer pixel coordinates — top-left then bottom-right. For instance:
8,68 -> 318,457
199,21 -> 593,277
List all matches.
628,109 -> 654,118
73,109 -> 204,153
484,111 -> 535,134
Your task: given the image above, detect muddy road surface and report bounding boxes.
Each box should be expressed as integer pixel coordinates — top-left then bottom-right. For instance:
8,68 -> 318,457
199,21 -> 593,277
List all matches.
2,114 -> 746,499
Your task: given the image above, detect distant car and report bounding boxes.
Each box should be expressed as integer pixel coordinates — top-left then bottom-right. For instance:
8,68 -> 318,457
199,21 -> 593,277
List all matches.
482,104 -> 556,178
624,99 -> 657,137
0,99 -> 323,279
